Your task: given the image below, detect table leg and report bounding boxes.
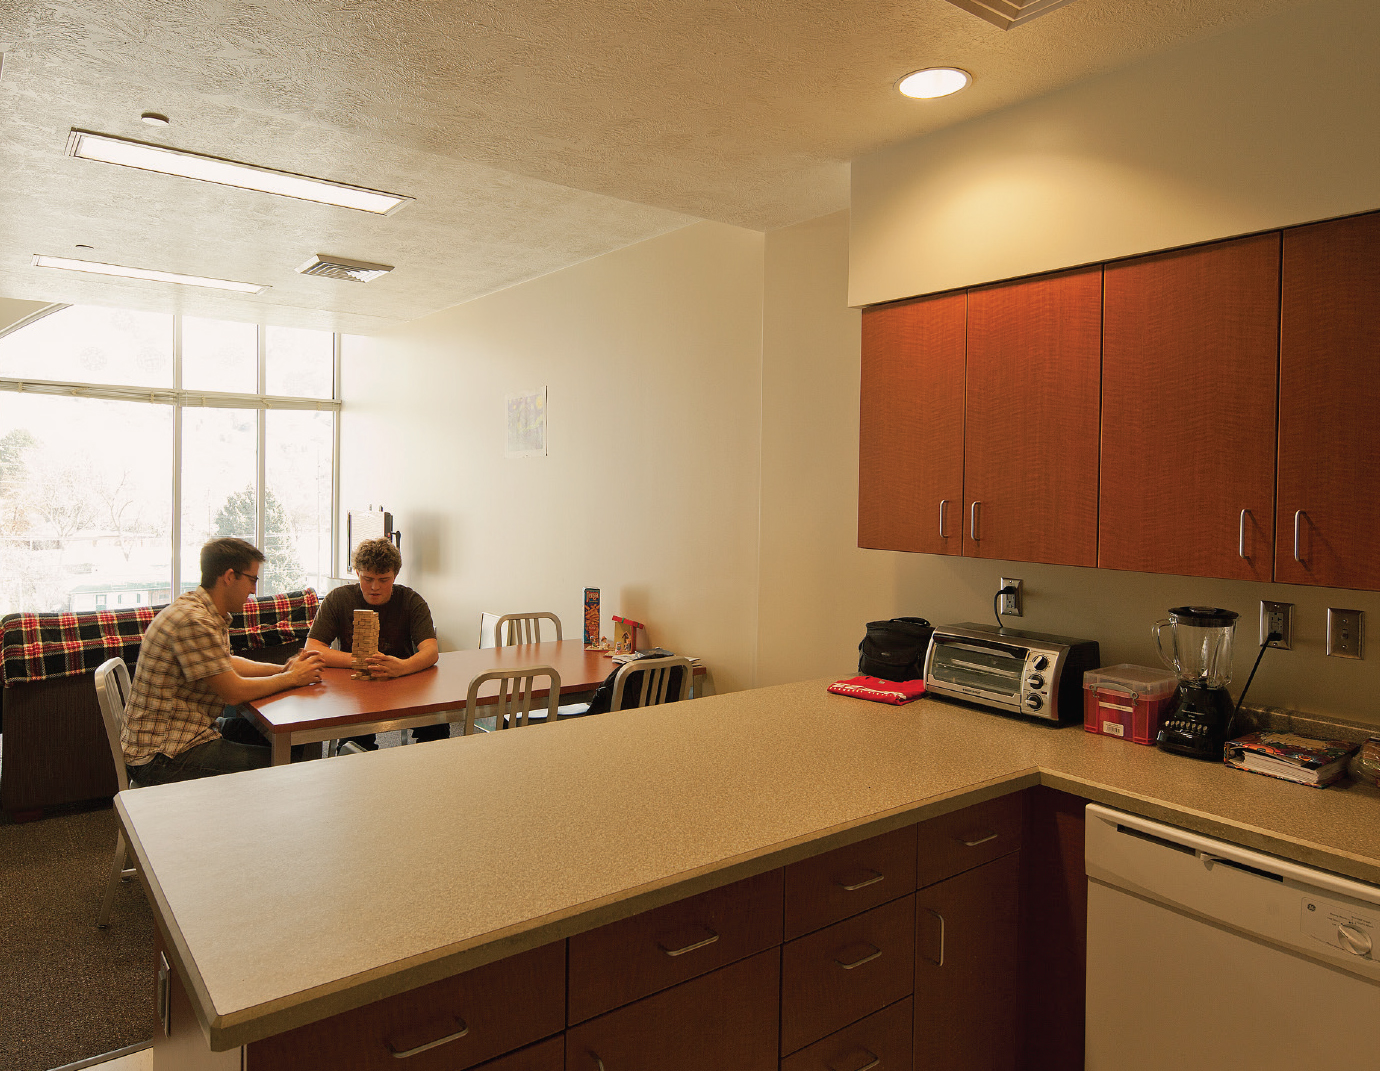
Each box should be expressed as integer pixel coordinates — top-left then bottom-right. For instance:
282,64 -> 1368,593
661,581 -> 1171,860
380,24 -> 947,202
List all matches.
271,735 -> 291,767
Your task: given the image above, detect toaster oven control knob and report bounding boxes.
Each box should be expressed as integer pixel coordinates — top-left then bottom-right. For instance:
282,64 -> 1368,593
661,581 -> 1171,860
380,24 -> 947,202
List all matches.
1032,655 -> 1049,671
1026,674 -> 1045,690
1024,693 -> 1044,711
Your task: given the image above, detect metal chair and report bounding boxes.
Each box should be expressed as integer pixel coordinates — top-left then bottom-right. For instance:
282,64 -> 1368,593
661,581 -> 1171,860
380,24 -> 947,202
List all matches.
610,655 -> 694,710
464,665 -> 562,734
94,657 -> 138,928
493,612 -> 562,646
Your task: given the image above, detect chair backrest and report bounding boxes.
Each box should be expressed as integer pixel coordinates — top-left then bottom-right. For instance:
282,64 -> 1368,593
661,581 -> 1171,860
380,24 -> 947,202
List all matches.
464,665 -> 562,734
94,657 -> 134,792
610,656 -> 693,711
494,612 -> 562,646
479,612 -> 502,650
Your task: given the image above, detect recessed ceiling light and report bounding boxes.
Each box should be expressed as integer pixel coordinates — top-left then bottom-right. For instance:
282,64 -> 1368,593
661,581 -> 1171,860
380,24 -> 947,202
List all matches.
898,67 -> 973,99
140,112 -> 170,127
66,130 -> 412,215
32,254 -> 270,294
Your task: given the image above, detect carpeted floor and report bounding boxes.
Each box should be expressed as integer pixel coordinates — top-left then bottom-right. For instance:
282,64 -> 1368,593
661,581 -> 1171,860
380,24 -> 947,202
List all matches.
0,803 -> 156,1071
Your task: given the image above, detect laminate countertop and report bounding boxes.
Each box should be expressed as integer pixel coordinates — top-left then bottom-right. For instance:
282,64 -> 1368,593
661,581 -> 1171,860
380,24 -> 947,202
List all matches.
115,679 -> 1380,1050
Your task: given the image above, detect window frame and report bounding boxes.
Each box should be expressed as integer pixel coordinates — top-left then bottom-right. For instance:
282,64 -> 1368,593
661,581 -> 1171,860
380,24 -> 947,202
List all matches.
0,305 -> 342,601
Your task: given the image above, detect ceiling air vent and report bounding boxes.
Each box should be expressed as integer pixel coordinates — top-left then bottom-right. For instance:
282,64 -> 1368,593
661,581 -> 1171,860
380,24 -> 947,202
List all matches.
296,255 -> 394,283
944,0 -> 1081,30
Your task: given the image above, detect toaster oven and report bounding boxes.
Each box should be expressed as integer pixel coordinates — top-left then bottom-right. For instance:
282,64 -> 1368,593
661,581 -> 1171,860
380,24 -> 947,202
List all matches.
923,623 -> 1100,722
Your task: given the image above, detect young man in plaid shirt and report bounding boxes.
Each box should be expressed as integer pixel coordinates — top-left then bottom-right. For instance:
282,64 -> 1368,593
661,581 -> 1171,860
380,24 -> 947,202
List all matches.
121,537 -> 325,786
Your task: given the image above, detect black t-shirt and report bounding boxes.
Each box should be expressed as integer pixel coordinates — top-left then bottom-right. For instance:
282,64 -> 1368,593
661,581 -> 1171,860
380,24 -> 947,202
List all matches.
308,584 -> 436,658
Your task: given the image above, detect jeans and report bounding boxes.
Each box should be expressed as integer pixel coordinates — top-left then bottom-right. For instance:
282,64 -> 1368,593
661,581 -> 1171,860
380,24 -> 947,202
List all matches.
129,737 -> 272,786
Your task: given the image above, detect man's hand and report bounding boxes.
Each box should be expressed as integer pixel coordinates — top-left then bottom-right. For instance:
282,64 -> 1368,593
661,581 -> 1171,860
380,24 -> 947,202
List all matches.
284,650 -> 325,688
363,653 -> 409,679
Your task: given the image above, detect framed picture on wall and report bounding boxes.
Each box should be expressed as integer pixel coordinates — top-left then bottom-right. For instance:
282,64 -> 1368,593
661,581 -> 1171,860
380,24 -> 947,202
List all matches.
505,387 -> 548,457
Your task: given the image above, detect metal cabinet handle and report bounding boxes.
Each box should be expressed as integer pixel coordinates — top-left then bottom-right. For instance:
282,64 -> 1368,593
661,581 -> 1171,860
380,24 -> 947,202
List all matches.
836,869 -> 885,892
592,1056 -> 606,1071
835,944 -> 883,970
970,501 -> 981,541
960,831 -> 998,848
156,952 -> 171,1038
939,498 -> 949,539
1294,509 -> 1306,562
387,1017 -> 469,1059
1239,508 -> 1249,559
828,1050 -> 881,1071
657,927 -> 719,957
922,908 -> 945,967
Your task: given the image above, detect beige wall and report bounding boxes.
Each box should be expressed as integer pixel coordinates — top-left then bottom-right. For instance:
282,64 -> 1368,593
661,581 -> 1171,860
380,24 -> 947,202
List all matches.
0,298 -> 56,337
340,221 -> 764,695
849,0 -> 1380,306
758,212 -> 1380,726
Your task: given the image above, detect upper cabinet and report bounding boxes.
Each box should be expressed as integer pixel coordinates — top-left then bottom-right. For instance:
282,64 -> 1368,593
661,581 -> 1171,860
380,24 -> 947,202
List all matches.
964,268 -> 1102,567
1100,234 -> 1280,581
858,292 -> 966,555
1277,212 -> 1380,591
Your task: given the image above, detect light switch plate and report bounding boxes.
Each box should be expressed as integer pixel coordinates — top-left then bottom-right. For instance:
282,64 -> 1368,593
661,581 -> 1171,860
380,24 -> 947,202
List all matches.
1326,609 -> 1364,659
1259,601 -> 1293,650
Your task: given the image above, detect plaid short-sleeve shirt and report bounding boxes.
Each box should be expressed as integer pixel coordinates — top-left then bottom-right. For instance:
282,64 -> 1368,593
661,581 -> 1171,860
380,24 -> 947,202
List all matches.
122,588 -> 235,765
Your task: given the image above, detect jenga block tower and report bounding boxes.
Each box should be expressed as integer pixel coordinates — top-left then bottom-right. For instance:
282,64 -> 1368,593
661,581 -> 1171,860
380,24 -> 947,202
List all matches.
351,609 -> 380,679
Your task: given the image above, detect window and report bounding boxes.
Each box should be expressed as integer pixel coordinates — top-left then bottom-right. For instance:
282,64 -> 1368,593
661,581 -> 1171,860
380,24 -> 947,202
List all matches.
0,306 -> 340,614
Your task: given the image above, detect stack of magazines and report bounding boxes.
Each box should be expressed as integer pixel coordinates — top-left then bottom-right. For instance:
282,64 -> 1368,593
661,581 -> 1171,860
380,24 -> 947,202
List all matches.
1225,731 -> 1360,788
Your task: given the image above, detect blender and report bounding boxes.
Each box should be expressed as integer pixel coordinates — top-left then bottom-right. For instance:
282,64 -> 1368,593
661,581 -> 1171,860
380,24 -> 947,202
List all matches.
1153,606 -> 1239,759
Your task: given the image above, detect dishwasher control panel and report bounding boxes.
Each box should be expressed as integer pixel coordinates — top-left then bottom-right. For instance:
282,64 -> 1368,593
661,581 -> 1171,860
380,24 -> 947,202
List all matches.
1302,896 -> 1376,959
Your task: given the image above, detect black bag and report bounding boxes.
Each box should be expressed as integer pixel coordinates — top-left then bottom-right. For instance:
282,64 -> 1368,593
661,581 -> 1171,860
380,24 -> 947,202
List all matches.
858,617 -> 934,682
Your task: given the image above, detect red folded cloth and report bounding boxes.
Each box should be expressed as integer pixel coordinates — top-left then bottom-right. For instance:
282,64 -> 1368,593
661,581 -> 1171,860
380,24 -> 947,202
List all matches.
827,675 -> 927,705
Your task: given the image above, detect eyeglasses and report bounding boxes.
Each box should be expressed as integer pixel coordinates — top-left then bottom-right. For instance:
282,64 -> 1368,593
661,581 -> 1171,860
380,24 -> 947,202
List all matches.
236,571 -> 260,588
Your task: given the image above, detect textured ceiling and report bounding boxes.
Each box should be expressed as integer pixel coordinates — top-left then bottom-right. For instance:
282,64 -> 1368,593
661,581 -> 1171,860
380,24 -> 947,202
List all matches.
0,0 -> 1311,332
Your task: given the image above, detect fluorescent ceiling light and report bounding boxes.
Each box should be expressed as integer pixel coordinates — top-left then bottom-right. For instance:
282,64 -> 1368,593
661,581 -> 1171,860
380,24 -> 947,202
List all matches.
32,254 -> 270,294
898,67 -> 973,99
66,129 -> 412,215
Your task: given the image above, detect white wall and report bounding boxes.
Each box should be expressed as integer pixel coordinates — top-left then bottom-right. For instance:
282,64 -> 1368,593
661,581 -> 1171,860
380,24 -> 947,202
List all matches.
341,221 -> 764,694
849,0 -> 1380,306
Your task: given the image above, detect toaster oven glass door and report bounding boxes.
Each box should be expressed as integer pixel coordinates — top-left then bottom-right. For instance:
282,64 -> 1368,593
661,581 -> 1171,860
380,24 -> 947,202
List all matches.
929,640 -> 1026,704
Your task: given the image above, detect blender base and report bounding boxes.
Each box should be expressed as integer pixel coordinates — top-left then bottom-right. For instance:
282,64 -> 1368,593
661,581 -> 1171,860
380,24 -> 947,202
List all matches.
1156,684 -> 1236,760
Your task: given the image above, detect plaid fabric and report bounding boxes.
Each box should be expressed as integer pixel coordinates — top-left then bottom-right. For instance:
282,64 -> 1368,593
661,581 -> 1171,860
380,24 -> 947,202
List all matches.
0,587 -> 318,688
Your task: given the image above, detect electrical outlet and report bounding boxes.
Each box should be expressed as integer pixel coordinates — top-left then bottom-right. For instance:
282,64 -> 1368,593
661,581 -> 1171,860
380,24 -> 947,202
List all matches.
1259,600 -> 1293,650
999,577 -> 1023,617
1326,608 -> 1364,659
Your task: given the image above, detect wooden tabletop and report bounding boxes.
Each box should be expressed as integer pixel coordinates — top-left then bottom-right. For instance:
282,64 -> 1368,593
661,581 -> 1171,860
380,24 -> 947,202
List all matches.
248,642 -> 618,733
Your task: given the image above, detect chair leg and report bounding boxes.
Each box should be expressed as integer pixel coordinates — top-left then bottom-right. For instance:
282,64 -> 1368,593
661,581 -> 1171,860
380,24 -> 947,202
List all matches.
97,831 -> 127,929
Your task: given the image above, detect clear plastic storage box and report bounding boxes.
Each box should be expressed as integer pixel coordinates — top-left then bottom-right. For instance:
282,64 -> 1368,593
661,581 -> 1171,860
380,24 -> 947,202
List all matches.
1083,664 -> 1180,745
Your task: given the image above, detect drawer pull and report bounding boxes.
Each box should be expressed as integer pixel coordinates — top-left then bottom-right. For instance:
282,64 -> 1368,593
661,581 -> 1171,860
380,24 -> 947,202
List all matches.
922,908 -> 946,967
834,943 -> 883,970
592,1056 -> 607,1071
959,831 -> 999,848
657,927 -> 720,957
836,868 -> 885,892
386,1017 -> 469,1059
829,1050 -> 881,1071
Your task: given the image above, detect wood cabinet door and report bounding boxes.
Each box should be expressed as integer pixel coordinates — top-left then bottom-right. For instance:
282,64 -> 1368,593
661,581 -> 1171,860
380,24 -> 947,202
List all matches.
1100,234 -> 1280,580
914,852 -> 1021,1071
963,269 -> 1102,566
784,825 -> 918,941
1277,212 -> 1380,589
858,292 -> 966,554
565,949 -> 779,1071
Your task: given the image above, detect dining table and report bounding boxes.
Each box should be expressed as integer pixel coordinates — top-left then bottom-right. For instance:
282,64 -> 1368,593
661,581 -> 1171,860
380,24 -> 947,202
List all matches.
244,641 -> 636,765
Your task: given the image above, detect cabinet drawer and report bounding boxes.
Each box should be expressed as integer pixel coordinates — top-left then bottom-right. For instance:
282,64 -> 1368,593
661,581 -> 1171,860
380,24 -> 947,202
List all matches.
915,792 -> 1024,889
566,948 -> 779,1071
568,868 -> 782,1023
781,997 -> 913,1071
475,1035 -> 565,1071
784,825 -> 918,940
781,895 -> 915,1055
247,941 -> 564,1071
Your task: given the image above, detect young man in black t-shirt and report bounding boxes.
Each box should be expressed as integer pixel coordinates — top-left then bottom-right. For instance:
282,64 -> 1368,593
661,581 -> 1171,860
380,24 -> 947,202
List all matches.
305,537 -> 442,750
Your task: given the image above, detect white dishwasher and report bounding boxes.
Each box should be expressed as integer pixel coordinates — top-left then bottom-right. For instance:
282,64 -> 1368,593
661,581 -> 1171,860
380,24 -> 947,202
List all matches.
1085,803 -> 1380,1070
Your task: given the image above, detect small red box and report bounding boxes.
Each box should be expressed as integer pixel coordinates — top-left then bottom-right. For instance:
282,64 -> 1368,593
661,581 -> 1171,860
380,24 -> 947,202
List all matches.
1083,665 -> 1180,745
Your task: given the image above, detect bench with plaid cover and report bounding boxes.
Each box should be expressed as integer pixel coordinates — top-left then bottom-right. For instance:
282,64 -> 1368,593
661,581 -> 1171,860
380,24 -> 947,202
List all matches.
0,588 -> 320,688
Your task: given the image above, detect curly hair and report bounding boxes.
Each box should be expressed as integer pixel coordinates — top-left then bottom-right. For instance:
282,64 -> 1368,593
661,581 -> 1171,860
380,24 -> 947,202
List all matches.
352,537 -> 402,577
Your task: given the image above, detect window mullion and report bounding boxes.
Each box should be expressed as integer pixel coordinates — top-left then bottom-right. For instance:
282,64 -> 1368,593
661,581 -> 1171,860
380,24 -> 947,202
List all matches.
171,315 -> 182,597
256,325 -> 267,553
